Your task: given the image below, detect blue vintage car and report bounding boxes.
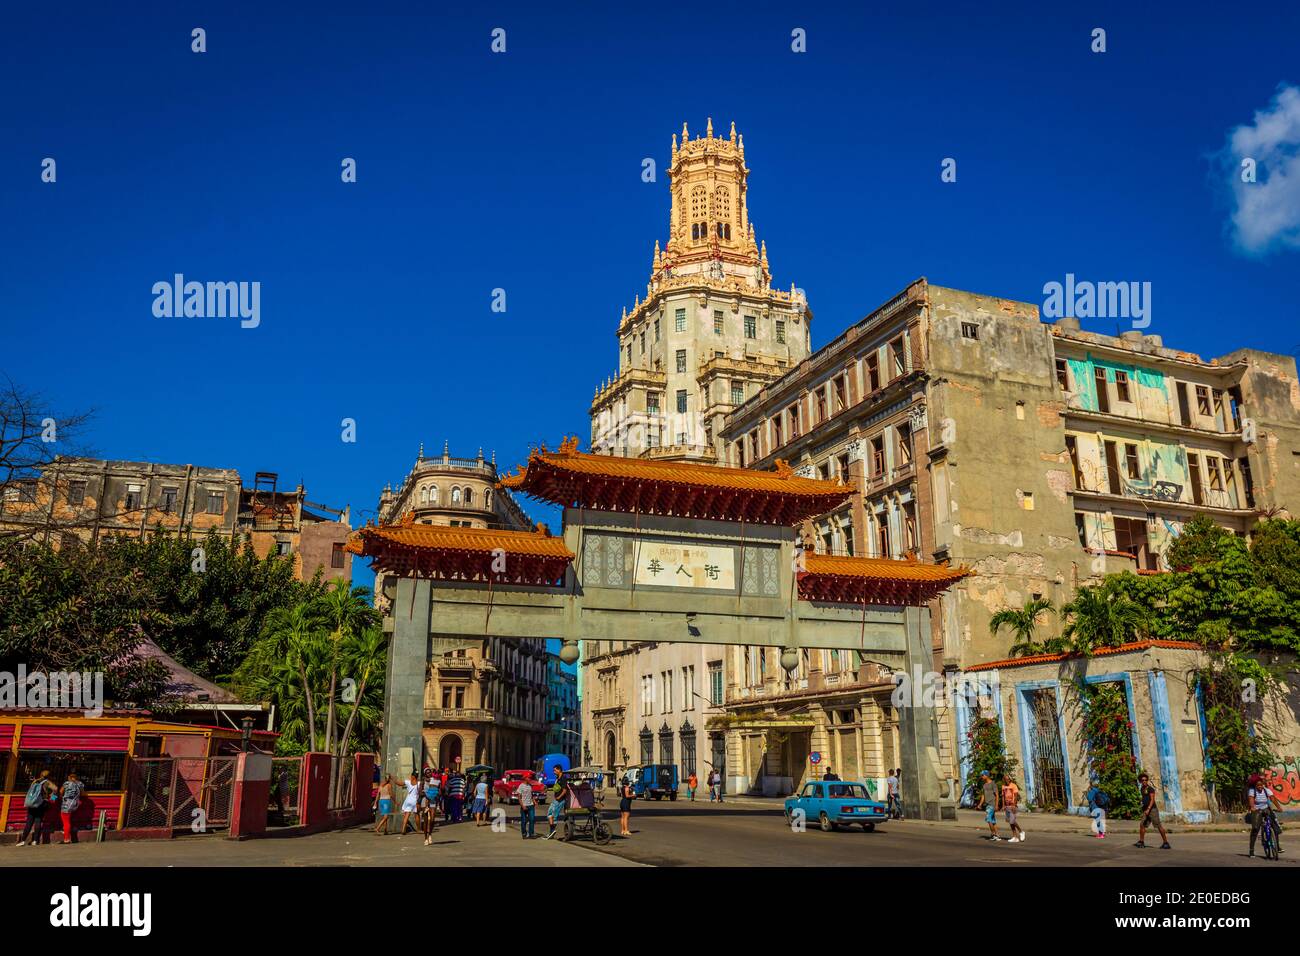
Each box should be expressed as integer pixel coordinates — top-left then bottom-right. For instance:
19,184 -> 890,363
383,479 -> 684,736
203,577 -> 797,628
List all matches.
784,781 -> 889,832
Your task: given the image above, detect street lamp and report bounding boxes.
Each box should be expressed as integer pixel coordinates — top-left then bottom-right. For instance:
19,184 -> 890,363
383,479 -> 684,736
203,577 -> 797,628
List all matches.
240,716 -> 254,753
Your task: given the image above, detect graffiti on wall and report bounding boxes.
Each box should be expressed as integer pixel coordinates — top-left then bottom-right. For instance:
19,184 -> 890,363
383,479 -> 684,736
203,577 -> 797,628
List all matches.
1265,758 -> 1300,806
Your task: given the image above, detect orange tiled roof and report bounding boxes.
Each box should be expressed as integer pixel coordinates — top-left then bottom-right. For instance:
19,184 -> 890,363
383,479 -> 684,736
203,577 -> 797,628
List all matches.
346,519 -> 573,584
966,639 -> 1202,672
798,553 -> 971,605
501,437 -> 851,526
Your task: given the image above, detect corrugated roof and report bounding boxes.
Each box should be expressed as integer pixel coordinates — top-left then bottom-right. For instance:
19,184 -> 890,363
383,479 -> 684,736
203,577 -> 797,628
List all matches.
967,639 -> 1202,672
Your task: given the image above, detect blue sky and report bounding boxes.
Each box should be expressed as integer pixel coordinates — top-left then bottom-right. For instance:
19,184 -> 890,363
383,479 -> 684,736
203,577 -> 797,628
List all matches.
3,2 -> 1298,597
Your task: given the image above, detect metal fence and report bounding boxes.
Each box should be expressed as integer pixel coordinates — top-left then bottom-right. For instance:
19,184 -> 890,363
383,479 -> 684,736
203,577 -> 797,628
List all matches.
327,755 -> 355,812
122,756 -> 238,832
269,756 -> 304,826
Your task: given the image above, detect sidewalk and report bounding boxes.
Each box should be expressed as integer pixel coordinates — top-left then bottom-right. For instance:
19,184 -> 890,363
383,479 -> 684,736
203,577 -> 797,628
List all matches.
716,794 -> 1248,835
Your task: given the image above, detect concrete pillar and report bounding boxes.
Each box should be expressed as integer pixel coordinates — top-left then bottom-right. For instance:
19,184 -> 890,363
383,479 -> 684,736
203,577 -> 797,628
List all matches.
897,606 -> 943,820
383,577 -> 431,778
300,753 -> 333,830
228,752 -> 271,840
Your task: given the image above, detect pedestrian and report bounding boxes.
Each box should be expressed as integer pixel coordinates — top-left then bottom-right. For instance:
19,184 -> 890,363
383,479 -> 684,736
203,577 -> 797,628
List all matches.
1084,779 -> 1109,838
374,774 -> 394,835
1246,773 -> 1283,858
886,768 -> 901,820
706,769 -> 717,802
546,767 -> 568,839
1135,771 -> 1171,850
618,775 -> 634,837
515,775 -> 536,839
977,770 -> 1002,841
273,766 -> 290,821
399,771 -> 421,835
687,771 -> 698,801
471,775 -> 490,827
58,771 -> 85,845
823,766 -> 841,782
1001,774 -> 1024,843
422,770 -> 441,846
18,770 -> 55,846
447,770 -> 466,822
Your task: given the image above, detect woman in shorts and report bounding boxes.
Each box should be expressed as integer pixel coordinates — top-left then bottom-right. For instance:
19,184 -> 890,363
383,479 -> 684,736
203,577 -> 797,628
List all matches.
374,774 -> 395,835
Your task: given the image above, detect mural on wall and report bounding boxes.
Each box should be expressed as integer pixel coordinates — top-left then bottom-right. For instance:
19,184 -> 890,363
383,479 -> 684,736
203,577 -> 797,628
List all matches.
1065,355 -> 1170,419
1265,758 -> 1300,807
1120,439 -> 1188,504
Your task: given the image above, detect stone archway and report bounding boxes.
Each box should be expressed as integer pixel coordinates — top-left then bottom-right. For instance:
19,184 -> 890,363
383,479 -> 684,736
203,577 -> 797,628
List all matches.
605,730 -> 617,771
439,733 -> 463,769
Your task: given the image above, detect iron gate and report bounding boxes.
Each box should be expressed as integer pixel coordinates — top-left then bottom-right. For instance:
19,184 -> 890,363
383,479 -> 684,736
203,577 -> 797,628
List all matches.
123,756 -> 239,832
1026,688 -> 1068,809
269,756 -> 304,826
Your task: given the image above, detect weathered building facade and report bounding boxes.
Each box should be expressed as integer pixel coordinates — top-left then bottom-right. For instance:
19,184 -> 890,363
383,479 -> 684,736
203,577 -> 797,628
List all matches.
545,653 -> 581,762
0,457 -> 352,582
718,277 -> 1300,793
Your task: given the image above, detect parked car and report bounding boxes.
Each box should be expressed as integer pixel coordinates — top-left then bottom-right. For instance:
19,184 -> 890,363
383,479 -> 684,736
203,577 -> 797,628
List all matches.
784,780 -> 888,832
630,764 -> 678,800
494,769 -> 547,805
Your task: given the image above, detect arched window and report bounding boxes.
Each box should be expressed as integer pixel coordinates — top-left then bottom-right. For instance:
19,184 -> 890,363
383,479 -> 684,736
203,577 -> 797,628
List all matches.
418,486 -> 427,504
691,223 -> 699,240
484,489 -> 492,509
451,486 -> 462,504
429,485 -> 439,504
713,185 -> 730,224
690,185 -> 707,222
464,488 -> 474,506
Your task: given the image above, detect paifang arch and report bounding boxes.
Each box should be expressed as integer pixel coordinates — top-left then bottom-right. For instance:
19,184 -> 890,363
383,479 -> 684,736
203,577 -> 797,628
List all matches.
348,440 -> 970,820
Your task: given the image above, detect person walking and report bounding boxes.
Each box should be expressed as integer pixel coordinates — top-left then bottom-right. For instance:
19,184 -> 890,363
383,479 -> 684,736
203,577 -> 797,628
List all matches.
515,776 -> 536,839
471,775 -> 490,827
374,774 -> 395,835
545,767 -> 568,839
399,771 -> 421,835
823,766 -> 841,782
1001,774 -> 1025,843
447,771 -> 466,823
977,770 -> 1002,841
1247,773 -> 1283,857
421,770 -> 441,846
886,769 -> 901,820
618,775 -> 634,837
1085,779 -> 1109,838
686,771 -> 698,801
58,771 -> 85,845
1135,772 -> 1171,849
18,770 -> 56,846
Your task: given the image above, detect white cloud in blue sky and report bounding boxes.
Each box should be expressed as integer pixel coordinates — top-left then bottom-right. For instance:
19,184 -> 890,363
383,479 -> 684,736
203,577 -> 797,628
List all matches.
1221,84 -> 1300,255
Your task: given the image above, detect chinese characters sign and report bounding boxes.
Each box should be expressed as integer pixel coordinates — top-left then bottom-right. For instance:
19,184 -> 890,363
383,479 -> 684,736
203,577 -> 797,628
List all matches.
634,542 -> 735,590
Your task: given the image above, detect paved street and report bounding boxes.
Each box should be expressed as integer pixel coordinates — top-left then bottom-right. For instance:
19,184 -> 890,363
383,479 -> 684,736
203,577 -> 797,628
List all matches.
0,800 -> 1287,867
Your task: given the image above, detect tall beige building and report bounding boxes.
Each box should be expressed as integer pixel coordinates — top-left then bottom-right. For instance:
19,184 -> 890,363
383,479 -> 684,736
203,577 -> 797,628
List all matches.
582,122 -> 810,782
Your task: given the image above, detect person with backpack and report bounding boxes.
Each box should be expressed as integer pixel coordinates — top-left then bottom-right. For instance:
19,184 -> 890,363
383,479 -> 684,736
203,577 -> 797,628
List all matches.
19,770 -> 56,846
59,771 -> 85,845
1085,779 -> 1109,838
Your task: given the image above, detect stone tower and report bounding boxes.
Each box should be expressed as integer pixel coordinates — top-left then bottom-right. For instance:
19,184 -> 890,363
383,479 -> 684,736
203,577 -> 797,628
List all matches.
590,120 -> 812,463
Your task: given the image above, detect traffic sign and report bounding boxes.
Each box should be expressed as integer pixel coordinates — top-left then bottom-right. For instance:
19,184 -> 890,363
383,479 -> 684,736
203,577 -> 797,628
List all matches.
810,752 -> 821,764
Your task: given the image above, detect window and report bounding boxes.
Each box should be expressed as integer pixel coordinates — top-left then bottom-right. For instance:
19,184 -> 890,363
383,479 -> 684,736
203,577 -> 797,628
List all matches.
429,486 -> 439,504
834,376 -> 847,411
815,389 -> 826,423
13,752 -> 126,792
1196,385 -> 1211,416
1115,370 -> 1131,403
960,322 -> 979,340
744,315 -> 756,339
1114,517 -> 1154,570
748,431 -> 759,462
680,722 -> 697,776
675,308 -> 686,333
659,724 -> 674,765
276,540 -> 292,556
640,727 -> 654,765
708,661 -> 723,705
662,671 -> 673,712
125,484 -> 143,511
464,488 -> 473,506
897,423 -> 913,466
66,480 -> 87,506
640,329 -> 646,354
1124,443 -> 1140,479
451,487 -> 462,504
1103,441 -> 1121,495
1055,359 -> 1070,391
1065,435 -> 1081,489
676,349 -> 687,373
1239,457 -> 1256,508
871,436 -> 886,476
682,666 -> 695,711
18,480 -> 37,503
714,311 -> 723,336
1208,456 -> 1223,492
1188,454 -> 1204,505
890,337 -> 906,378
654,318 -> 660,342
903,502 -> 917,552
626,342 -> 632,365
1094,367 -> 1110,413
647,392 -> 660,416
160,487 -> 178,513
788,405 -> 800,439
731,381 -> 744,405
676,390 -> 687,414
772,415 -> 783,448
1075,512 -> 1089,548
331,542 -> 345,568
776,320 -> 786,344
866,354 -> 880,392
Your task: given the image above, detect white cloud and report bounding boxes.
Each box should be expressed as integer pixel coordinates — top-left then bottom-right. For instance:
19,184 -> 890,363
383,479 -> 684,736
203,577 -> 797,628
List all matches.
1220,84 -> 1300,255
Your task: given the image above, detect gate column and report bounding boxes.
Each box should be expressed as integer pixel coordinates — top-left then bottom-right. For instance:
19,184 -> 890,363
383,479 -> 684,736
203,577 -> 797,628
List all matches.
383,576 -> 431,778
228,752 -> 272,840
897,606 -> 944,820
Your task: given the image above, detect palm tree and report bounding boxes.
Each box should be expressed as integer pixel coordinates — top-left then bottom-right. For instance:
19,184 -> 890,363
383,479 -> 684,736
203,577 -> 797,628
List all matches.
1061,579 -> 1150,654
989,597 -> 1056,657
257,601 -> 329,750
334,624 -> 388,758
316,581 -> 378,754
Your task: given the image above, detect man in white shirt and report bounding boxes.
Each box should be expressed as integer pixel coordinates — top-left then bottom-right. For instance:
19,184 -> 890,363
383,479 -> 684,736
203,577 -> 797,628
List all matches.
516,778 -> 537,839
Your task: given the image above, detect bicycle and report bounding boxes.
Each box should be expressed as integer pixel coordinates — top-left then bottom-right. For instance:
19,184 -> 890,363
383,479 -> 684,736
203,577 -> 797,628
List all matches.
1261,811 -> 1280,861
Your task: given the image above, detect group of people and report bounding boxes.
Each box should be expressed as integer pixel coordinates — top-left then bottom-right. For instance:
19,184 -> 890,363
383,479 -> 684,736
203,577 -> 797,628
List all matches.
372,766 -> 489,842
16,769 -> 85,846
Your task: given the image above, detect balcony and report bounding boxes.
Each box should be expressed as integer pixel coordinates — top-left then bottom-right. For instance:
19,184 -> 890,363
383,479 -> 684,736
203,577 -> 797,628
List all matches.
425,707 -> 493,723
643,443 -> 717,462
433,655 -> 475,673
1063,395 -> 1241,440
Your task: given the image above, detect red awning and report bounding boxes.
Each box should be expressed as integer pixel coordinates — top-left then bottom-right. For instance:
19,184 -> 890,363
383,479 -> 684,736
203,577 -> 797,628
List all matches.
0,724 -> 13,751
18,724 -> 131,752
